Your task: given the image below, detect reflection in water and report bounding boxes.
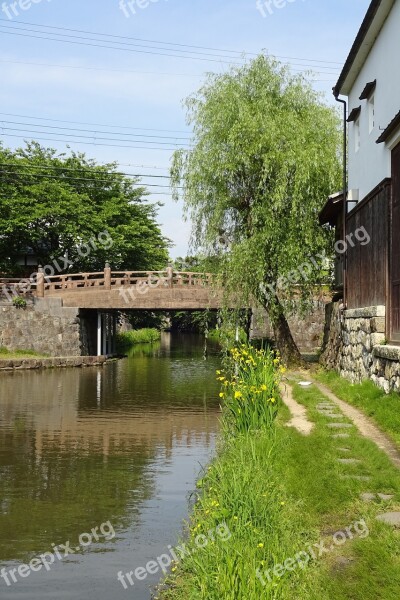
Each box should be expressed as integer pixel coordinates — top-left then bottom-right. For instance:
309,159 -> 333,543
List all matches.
0,333 -> 221,599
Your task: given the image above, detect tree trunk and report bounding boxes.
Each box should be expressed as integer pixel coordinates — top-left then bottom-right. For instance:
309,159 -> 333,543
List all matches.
266,295 -> 304,367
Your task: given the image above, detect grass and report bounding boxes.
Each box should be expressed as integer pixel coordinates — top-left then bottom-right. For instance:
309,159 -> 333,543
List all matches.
157,354 -> 400,600
315,369 -> 400,449
0,347 -> 48,359
117,328 -> 161,349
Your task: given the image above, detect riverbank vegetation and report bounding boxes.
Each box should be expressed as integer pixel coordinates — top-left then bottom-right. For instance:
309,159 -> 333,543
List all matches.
0,347 -> 48,359
117,329 -> 161,348
159,347 -> 400,600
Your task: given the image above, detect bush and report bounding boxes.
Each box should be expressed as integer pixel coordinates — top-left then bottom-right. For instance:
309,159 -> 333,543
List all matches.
12,296 -> 27,309
218,344 -> 284,434
117,328 -> 161,348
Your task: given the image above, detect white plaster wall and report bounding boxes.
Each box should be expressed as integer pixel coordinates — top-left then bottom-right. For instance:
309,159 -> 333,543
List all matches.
348,0 -> 400,200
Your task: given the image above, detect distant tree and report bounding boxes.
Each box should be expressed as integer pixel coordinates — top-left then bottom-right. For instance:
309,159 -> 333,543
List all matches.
0,142 -> 170,276
171,56 -> 341,364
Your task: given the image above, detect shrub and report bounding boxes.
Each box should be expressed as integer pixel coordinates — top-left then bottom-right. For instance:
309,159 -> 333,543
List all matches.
117,328 -> 161,348
12,296 -> 27,309
218,344 -> 284,434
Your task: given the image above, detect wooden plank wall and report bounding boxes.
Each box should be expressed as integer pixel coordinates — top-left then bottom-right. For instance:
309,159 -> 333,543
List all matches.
346,181 -> 390,309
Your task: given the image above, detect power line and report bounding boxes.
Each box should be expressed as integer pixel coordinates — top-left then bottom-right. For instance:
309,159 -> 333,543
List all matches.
0,120 -> 191,142
0,59 -> 205,79
0,162 -> 173,179
0,132 -> 182,151
0,18 -> 343,66
0,112 -> 190,135
0,23 -> 341,71
0,27 -> 244,65
0,126 -> 191,148
0,168 -> 177,188
0,23 -> 245,61
0,57 -> 339,77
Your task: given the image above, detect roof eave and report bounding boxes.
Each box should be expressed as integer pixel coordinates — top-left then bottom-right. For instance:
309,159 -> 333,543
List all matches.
333,0 -> 394,98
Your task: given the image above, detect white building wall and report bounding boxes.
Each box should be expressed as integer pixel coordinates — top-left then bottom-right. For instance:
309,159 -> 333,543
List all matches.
348,0 -> 400,200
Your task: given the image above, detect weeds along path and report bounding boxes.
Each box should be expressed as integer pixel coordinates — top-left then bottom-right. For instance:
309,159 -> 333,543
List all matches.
293,373 -> 400,470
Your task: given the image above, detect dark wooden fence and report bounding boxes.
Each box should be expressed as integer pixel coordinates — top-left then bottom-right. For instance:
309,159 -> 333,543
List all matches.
346,180 -> 390,309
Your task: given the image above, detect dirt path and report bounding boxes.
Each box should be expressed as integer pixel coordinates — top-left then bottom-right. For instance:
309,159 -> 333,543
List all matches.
300,376 -> 400,469
279,382 -> 314,435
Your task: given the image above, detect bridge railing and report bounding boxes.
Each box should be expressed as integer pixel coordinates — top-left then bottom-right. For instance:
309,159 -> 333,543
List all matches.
0,277 -> 37,301
37,269 -> 213,296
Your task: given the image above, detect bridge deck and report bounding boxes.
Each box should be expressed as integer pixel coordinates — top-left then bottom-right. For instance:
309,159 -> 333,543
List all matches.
1,270 -> 224,310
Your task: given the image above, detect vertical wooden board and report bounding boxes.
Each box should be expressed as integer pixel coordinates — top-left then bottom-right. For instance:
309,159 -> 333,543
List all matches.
391,144 -> 400,340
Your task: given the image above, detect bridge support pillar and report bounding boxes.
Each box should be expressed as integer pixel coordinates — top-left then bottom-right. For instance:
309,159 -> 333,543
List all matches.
97,311 -> 102,356
97,311 -> 118,357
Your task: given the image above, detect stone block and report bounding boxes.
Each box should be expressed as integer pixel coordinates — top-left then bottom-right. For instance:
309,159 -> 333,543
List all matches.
371,317 -> 386,333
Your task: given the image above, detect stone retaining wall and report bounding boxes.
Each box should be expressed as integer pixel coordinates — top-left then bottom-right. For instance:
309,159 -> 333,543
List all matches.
320,301 -> 400,393
251,299 -> 328,352
0,298 -> 85,356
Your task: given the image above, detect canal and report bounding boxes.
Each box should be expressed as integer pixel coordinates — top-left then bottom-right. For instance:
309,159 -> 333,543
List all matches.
0,333 -> 221,599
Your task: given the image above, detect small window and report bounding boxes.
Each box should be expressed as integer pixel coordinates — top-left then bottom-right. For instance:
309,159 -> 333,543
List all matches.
368,95 -> 375,133
354,117 -> 360,152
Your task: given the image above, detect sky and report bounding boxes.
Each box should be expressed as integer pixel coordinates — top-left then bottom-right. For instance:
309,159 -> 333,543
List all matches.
0,0 -> 371,259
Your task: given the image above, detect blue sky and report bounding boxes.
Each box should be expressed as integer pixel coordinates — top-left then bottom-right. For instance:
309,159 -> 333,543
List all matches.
0,0 -> 370,258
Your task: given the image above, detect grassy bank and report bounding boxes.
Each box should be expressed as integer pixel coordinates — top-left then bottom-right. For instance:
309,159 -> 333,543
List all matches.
117,328 -> 161,349
0,347 -> 48,359
315,369 -> 400,449
158,351 -> 400,600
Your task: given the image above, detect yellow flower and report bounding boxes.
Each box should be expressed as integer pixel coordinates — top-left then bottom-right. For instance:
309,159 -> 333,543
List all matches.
219,392 -> 225,398
216,370 -> 221,375
258,543 -> 264,548
270,398 -> 276,403
280,501 -> 285,506
261,384 -> 267,391
234,391 -> 242,399
233,516 -> 238,521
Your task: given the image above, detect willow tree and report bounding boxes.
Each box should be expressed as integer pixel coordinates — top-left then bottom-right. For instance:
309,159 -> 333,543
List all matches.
171,55 -> 341,364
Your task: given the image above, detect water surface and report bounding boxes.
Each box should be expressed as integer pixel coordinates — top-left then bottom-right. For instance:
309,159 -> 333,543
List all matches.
0,333 -> 221,599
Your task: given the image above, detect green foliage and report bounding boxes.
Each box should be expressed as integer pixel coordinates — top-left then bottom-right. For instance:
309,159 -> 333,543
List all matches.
126,311 -> 166,330
0,347 -> 48,358
117,329 -> 161,348
0,142 -> 170,275
12,296 -> 27,309
171,54 -> 341,322
171,310 -> 217,333
219,344 -> 283,434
